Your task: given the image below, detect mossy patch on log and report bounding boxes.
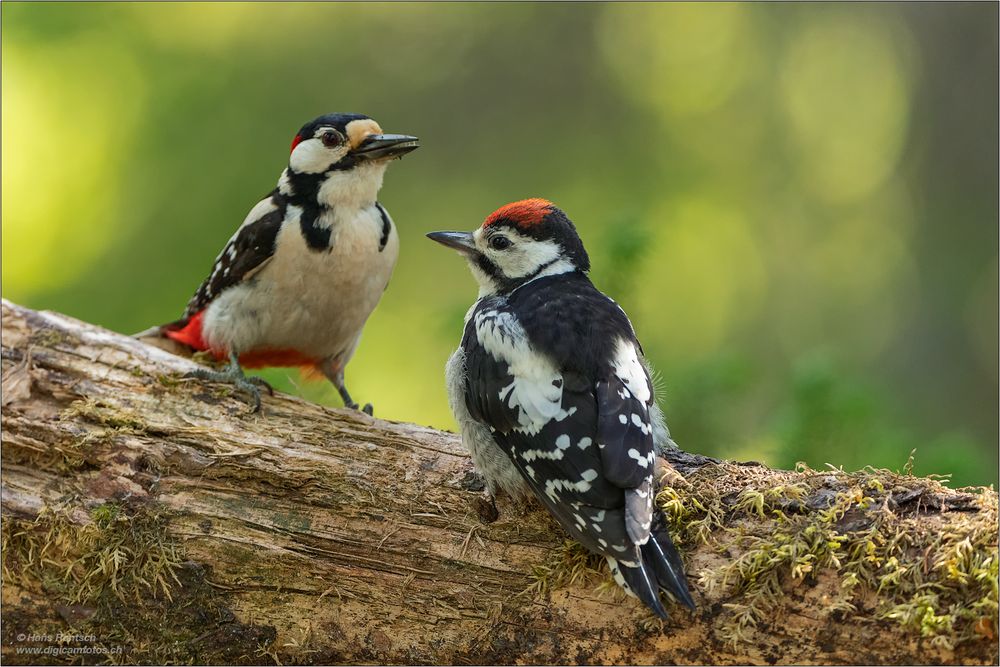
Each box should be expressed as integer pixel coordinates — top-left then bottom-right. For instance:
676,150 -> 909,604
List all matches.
1,500 -> 276,664
521,457 -> 997,651
662,459 -> 998,649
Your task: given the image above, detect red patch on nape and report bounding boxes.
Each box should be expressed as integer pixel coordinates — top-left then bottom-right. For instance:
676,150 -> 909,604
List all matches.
484,198 -> 554,230
290,134 -> 304,153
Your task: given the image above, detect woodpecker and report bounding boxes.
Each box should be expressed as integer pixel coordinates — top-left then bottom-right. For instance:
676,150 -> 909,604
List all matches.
138,113 -> 418,413
427,199 -> 695,619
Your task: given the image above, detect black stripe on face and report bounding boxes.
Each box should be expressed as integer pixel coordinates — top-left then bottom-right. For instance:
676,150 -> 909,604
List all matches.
475,254 -> 523,294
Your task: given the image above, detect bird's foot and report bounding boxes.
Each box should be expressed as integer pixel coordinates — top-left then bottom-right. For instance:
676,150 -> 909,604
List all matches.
185,366 -> 273,413
342,400 -> 374,416
473,492 -> 500,524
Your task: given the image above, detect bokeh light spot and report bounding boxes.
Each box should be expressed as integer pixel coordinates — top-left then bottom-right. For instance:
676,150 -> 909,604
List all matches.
780,16 -> 914,203
2,35 -> 146,299
637,196 -> 767,359
599,3 -> 756,118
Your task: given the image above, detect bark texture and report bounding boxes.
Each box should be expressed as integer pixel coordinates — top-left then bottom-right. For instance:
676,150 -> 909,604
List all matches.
1,299 -> 997,665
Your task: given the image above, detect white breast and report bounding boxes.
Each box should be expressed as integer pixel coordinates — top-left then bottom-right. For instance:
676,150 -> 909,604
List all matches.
202,204 -> 398,364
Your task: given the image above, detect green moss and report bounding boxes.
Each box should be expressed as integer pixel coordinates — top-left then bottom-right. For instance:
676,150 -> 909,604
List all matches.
2,501 -> 276,664
156,373 -> 182,388
524,540 -> 606,599
30,328 -> 69,347
2,502 -> 180,606
656,459 -> 999,649
61,398 -> 147,432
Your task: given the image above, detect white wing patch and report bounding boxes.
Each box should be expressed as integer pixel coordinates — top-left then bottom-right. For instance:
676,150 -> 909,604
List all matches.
610,337 -> 651,404
474,308 -> 575,435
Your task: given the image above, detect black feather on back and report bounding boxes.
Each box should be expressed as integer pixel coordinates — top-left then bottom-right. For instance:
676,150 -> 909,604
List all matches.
183,190 -> 286,317
460,271 -> 657,558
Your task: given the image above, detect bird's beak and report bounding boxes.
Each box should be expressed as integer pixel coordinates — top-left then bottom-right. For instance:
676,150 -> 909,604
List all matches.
426,231 -> 478,257
353,134 -> 420,161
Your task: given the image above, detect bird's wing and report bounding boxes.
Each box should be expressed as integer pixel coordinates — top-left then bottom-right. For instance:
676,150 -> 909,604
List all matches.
595,336 -> 656,487
461,302 -> 545,435
465,282 -> 660,543
182,191 -> 287,318
595,336 -> 657,544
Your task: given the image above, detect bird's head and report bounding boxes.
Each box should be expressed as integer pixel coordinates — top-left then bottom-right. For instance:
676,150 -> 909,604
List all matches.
427,199 -> 590,296
283,113 -> 418,208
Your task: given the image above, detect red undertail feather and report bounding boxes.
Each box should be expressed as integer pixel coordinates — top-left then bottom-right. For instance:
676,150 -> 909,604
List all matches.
162,311 -> 319,370
163,310 -> 210,351
237,348 -> 318,370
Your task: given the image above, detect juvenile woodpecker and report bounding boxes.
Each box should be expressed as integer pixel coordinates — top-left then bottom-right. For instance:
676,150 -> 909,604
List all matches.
428,199 -> 695,618
139,113 -> 418,412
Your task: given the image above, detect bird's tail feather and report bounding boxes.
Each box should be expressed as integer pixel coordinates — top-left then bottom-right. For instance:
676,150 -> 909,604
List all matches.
610,513 -> 695,618
643,515 -> 696,610
607,555 -> 668,619
132,324 -> 165,339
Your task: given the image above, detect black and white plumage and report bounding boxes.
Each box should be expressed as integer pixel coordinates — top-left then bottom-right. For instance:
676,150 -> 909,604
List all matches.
430,199 -> 695,618
139,113 -> 418,412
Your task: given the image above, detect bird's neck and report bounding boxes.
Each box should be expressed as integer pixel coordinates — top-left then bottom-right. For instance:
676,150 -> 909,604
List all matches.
472,258 -> 580,298
278,162 -> 387,213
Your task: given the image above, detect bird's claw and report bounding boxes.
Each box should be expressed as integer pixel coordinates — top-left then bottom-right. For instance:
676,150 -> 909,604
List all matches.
234,378 -> 264,414
246,376 -> 274,395
184,365 -> 268,413
343,400 -> 374,416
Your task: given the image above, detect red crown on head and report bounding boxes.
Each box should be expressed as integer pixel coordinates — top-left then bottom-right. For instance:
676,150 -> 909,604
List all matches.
484,198 -> 554,229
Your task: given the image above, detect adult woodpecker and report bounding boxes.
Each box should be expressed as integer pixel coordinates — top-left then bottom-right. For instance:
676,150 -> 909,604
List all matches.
428,199 -> 695,619
139,113 -> 418,413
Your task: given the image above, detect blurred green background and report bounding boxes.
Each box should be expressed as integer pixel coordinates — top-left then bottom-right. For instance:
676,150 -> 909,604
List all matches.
3,3 -> 997,486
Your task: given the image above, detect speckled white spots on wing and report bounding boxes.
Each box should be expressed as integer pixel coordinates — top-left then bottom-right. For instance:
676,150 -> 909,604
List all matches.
628,448 -> 650,468
520,433 -> 573,462
618,414 -> 628,424
631,413 -> 651,435
577,437 -> 592,450
543,469 -> 598,502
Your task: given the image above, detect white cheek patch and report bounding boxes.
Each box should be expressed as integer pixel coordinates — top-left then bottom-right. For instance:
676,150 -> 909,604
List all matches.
500,238 -> 562,279
289,137 -> 347,174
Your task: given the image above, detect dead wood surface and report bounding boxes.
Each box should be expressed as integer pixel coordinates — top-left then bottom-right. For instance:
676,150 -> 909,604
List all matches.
1,299 -> 997,665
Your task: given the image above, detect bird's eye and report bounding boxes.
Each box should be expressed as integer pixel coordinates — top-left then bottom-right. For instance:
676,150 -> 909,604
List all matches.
321,131 -> 343,148
489,235 -> 512,251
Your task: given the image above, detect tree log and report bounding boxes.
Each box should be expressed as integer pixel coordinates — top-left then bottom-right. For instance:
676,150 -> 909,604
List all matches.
1,299 -> 996,665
